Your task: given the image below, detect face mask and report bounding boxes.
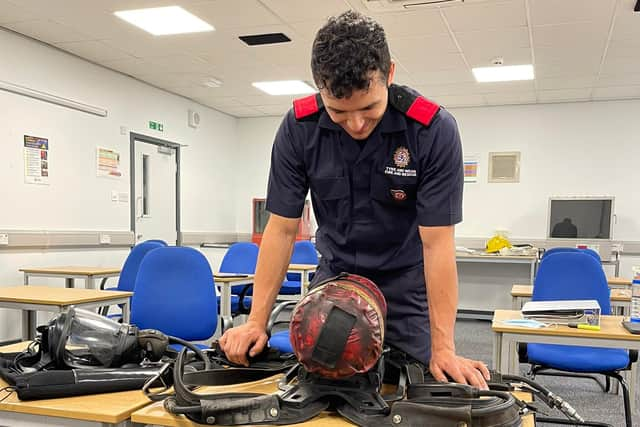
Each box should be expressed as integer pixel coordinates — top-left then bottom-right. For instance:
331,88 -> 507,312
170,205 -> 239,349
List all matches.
501,319 -> 549,328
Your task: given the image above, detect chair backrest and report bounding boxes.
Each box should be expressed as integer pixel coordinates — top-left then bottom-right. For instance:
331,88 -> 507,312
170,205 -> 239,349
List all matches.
542,247 -> 600,262
532,251 -> 611,314
131,246 -> 218,341
117,240 -> 167,292
219,242 -> 259,274
287,240 -> 318,281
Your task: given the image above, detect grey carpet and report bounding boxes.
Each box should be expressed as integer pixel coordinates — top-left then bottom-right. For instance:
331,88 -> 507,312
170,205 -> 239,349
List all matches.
455,318 -> 638,427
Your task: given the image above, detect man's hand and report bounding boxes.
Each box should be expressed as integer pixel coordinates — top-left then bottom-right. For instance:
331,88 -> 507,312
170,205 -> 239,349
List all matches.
218,320 -> 268,367
429,349 -> 490,389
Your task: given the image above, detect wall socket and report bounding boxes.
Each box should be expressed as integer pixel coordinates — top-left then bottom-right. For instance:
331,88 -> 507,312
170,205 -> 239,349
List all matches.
111,190 -> 119,202
0,233 -> 9,245
99,234 -> 111,244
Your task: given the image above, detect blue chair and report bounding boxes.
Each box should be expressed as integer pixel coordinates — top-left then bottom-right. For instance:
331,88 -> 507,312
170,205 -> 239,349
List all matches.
100,240 -> 167,316
518,251 -> 636,427
218,242 -> 258,313
280,241 -> 318,295
131,246 -> 218,347
267,301 -> 297,353
541,247 -> 600,262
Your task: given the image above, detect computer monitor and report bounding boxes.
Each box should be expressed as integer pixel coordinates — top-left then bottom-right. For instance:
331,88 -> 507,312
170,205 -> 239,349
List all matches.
547,196 -> 614,240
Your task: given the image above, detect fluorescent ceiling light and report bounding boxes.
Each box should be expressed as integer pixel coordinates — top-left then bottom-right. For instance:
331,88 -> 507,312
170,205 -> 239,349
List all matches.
114,6 -> 214,36
472,64 -> 534,83
252,80 -> 316,96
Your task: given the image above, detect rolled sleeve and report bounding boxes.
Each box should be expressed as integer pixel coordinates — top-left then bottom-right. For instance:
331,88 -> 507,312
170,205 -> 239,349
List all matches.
416,110 -> 463,227
265,113 -> 309,218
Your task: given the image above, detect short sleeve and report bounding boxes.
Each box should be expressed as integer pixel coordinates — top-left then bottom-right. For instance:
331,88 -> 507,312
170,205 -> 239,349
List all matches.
416,110 -> 463,227
265,112 -> 309,218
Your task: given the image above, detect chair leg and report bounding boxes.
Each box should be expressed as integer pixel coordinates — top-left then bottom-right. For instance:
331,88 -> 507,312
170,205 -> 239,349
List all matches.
604,375 -> 610,393
608,372 -> 632,427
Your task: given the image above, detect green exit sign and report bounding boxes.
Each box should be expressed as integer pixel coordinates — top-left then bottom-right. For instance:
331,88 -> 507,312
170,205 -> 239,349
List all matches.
148,121 -> 164,132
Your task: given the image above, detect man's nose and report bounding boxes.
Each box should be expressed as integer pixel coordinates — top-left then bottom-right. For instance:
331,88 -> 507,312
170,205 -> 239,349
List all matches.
346,114 -> 366,133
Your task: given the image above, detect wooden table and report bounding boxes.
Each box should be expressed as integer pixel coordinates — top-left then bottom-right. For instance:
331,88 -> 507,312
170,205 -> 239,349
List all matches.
20,266 -> 121,289
608,276 -> 632,288
511,284 -> 631,316
213,273 -> 255,332
286,263 -> 318,295
0,286 -> 132,339
492,309 -> 640,412
131,374 -> 533,427
0,342 -> 150,427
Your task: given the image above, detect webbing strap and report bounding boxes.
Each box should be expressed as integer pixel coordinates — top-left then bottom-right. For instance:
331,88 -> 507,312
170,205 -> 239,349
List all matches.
311,306 -> 356,368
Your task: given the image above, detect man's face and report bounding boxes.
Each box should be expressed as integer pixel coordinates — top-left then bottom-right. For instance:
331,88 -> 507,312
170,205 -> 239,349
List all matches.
320,66 -> 395,140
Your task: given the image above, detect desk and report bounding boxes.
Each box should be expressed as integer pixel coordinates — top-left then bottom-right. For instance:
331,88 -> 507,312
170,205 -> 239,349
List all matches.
0,286 -> 132,340
131,374 -> 534,427
608,276 -> 632,288
213,274 -> 254,332
456,254 -> 538,318
510,284 -> 631,316
20,266 -> 121,290
492,309 -> 640,412
287,263 -> 317,295
0,342 -> 150,427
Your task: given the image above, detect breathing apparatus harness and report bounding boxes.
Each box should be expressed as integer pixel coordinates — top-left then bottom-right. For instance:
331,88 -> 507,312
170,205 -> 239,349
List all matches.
160,273 -> 606,427
0,307 -> 205,400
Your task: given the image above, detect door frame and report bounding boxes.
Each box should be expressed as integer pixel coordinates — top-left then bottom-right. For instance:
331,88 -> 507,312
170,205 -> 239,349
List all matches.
129,132 -> 182,245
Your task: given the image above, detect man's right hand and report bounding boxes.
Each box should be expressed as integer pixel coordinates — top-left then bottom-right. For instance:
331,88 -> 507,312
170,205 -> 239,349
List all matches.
218,320 -> 269,366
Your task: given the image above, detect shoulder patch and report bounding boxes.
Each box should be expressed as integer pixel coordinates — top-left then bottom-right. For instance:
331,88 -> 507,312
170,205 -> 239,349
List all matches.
293,93 -> 324,121
388,84 -> 440,126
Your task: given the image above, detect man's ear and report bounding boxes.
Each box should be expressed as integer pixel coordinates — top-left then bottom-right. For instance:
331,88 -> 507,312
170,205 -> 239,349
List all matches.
387,61 -> 396,86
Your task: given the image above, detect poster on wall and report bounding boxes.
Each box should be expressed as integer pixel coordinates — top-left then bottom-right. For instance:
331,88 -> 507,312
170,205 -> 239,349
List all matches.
463,154 -> 479,183
23,135 -> 49,185
96,146 -> 122,178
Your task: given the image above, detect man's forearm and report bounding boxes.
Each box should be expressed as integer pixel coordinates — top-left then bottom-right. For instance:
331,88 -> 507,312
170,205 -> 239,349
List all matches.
248,216 -> 299,327
420,226 -> 458,353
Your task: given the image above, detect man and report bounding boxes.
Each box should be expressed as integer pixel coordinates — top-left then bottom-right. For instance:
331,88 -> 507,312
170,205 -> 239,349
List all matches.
220,10 -> 490,388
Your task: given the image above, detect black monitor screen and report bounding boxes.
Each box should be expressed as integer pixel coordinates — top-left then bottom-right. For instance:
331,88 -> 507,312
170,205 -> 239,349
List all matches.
549,199 -> 613,239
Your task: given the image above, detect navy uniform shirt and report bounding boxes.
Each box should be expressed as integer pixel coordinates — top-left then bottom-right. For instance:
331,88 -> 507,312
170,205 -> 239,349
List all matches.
265,85 -> 463,363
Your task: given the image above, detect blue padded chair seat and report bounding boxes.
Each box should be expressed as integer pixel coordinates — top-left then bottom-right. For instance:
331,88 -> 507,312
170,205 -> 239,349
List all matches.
279,281 -> 301,295
269,330 -> 293,353
528,343 -> 629,372
221,295 -> 252,313
231,284 -> 253,295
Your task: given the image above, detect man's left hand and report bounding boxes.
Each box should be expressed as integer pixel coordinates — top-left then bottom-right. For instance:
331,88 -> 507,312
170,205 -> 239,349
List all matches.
429,349 -> 490,389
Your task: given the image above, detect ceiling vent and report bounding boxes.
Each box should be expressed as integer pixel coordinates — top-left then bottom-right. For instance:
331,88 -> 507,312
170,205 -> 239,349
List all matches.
361,0 -> 483,12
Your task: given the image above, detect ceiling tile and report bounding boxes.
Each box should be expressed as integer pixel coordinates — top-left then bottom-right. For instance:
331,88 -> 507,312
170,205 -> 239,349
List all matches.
596,72 -> 640,87
536,88 -> 592,102
220,106 -> 264,117
288,20 -> 325,41
529,0 -> 616,26
413,82 -> 480,97
456,26 -> 529,52
3,19 -> 91,43
610,0 -> 640,41
465,47 -> 532,68
55,40 -> 133,62
533,22 -> 609,50
592,85 -> 640,100
397,52 -> 467,73
389,34 -> 459,58
0,1 -> 34,24
483,91 -> 536,105
600,57 -> 640,75
239,94 -> 298,107
372,9 -> 448,38
410,69 -> 475,85
189,0 -> 282,30
442,0 -> 526,32
605,39 -> 640,59
536,75 -> 596,91
260,0 -> 351,23
473,80 -> 536,94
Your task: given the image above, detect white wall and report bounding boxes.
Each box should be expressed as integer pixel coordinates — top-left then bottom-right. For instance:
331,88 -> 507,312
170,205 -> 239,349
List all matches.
0,29 -> 238,340
235,100 -> 640,242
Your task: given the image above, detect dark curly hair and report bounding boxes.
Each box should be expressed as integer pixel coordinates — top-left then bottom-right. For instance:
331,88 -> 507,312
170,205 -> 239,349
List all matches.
311,10 -> 391,99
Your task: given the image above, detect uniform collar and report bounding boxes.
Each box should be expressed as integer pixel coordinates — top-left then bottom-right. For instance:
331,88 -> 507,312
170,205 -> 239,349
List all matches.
317,103 -> 408,134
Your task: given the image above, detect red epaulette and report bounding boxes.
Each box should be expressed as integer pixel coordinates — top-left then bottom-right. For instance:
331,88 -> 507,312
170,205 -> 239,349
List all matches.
388,84 -> 440,126
293,93 -> 324,121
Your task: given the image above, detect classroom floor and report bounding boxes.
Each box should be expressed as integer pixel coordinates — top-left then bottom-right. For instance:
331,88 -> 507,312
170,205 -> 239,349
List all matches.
455,319 -> 639,427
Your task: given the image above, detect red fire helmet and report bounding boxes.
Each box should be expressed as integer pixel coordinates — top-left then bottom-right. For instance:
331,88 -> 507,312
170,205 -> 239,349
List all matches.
289,273 -> 387,379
